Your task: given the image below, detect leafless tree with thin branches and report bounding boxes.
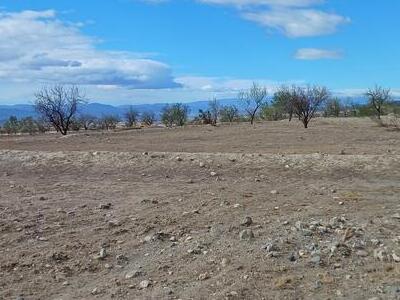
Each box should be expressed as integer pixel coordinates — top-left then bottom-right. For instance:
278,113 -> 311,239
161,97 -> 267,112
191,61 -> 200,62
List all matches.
34,85 -> 86,135
238,82 -> 268,125
291,85 -> 330,128
366,85 -> 391,119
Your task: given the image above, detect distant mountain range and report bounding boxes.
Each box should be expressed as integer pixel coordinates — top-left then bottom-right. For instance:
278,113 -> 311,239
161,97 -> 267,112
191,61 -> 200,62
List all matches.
0,99 -> 244,124
0,97 -> 370,125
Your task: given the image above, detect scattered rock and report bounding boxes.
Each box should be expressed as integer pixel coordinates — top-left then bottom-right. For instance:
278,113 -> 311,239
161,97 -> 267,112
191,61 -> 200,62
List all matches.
270,190 -> 278,195
95,248 -> 107,260
125,269 -> 142,279
392,253 -> 400,262
241,216 -> 253,226
139,280 -> 151,289
356,250 -> 369,257
239,229 -> 255,241
221,257 -> 230,267
310,255 -> 321,264
373,249 -> 389,262
99,203 -> 112,210
91,288 -> 100,295
198,273 -> 210,281
210,171 -> 218,177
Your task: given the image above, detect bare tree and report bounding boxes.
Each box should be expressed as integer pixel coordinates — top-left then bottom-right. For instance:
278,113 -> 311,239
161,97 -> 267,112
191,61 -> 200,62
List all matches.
366,85 -> 391,119
324,97 -> 342,117
208,98 -> 220,126
220,105 -> 239,123
272,86 -> 295,121
141,111 -> 156,126
34,85 -> 86,135
77,114 -> 97,130
291,85 -> 330,128
100,115 -> 120,130
239,82 -> 268,125
161,103 -> 189,127
125,106 -> 140,127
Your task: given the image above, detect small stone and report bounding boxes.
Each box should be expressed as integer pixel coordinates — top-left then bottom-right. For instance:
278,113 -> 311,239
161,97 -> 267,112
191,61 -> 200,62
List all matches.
108,220 -> 120,227
373,249 -> 388,262
261,242 -> 278,253
91,288 -> 99,295
339,201 -> 344,205
233,203 -> 241,208
198,273 -> 210,281
175,156 -> 182,161
199,162 -> 205,168
99,248 -> 107,259
62,281 -> 69,286
139,280 -> 151,289
392,253 -> 400,262
221,257 -> 230,267
239,229 -> 255,241
125,270 -> 142,279
241,216 -> 253,226
356,250 -> 369,257
310,255 -> 321,264
270,190 -> 278,195
288,253 -> 297,262
99,203 -> 111,210
210,171 -> 218,177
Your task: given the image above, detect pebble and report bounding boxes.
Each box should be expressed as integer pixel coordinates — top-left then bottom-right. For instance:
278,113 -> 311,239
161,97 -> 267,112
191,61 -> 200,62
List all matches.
241,216 -> 253,226
221,257 -> 230,267
99,248 -> 107,259
310,255 -> 321,264
199,162 -> 205,168
198,273 -> 210,281
210,171 -> 218,177
125,269 -> 142,279
270,190 -> 278,195
139,280 -> 151,289
99,203 -> 112,210
239,229 -> 255,241
356,250 -> 369,257
91,288 -> 99,295
392,253 -> 400,262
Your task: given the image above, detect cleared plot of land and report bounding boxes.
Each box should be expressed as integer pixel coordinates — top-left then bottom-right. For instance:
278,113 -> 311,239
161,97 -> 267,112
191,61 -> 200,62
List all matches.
1,118 -> 399,155
0,118 -> 400,300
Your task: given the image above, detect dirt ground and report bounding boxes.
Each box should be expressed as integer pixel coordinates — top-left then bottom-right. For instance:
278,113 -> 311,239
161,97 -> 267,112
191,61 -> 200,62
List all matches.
0,118 -> 400,300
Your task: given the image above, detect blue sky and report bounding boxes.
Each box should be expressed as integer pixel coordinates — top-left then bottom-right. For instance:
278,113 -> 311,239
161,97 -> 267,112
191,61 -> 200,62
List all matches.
0,0 -> 399,104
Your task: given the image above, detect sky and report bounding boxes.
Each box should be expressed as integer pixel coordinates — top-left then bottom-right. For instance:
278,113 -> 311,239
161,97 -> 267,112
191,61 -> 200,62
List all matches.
0,0 -> 399,105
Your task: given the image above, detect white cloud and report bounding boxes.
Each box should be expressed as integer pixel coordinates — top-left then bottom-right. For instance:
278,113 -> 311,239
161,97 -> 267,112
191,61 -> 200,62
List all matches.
198,0 -> 323,8
0,10 -> 180,89
144,0 -> 349,38
294,48 -> 342,60
243,9 -> 349,37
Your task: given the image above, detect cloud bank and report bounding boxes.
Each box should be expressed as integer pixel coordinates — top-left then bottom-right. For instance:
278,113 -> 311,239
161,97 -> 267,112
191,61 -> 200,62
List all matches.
0,10 -> 180,89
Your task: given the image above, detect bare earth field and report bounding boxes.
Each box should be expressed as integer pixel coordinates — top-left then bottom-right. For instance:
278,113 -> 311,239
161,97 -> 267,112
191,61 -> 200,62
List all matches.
1,118 -> 400,300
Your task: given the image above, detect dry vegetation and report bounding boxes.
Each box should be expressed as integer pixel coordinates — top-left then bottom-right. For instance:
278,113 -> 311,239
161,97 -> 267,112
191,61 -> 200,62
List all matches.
1,118 -> 400,300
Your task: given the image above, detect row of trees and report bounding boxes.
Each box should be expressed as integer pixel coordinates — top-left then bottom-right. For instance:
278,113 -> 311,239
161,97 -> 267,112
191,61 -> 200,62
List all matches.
0,84 -> 397,135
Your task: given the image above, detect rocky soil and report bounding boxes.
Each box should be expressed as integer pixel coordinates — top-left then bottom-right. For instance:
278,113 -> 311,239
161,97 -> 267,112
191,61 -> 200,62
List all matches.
0,119 -> 399,299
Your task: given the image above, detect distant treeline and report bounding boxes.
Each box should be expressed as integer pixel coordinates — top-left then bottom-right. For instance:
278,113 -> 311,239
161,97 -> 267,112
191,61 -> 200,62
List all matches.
1,83 -> 399,135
